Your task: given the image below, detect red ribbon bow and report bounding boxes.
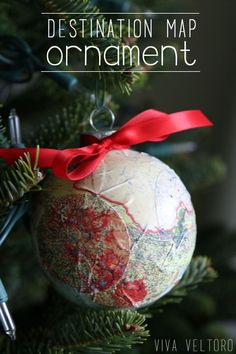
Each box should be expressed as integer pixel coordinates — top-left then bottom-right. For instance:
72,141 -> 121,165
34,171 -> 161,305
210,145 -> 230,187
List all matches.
0,109 -> 212,181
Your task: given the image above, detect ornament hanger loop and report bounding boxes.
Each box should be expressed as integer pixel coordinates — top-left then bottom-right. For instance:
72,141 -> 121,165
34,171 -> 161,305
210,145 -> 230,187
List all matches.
89,76 -> 116,132
89,106 -> 115,132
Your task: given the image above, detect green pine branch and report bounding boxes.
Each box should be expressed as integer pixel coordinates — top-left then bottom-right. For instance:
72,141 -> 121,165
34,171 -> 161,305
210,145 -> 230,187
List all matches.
42,0 -> 140,94
144,256 -> 217,313
26,99 -> 93,148
26,96 -> 118,148
3,309 -> 149,354
47,309 -> 149,354
0,149 -> 44,216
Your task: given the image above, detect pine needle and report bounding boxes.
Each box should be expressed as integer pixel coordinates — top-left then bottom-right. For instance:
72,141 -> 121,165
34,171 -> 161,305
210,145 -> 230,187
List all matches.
0,147 -> 45,215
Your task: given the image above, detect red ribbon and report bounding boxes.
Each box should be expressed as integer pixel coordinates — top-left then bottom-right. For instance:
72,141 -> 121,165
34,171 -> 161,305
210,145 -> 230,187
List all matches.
0,109 -> 212,181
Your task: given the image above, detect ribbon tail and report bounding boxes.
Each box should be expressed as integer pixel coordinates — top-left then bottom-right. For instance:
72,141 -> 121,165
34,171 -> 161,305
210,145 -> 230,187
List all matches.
111,109 -> 213,146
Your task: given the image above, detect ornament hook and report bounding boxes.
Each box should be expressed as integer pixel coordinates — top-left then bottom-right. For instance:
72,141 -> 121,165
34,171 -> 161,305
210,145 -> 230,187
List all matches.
89,106 -> 115,132
89,76 -> 116,132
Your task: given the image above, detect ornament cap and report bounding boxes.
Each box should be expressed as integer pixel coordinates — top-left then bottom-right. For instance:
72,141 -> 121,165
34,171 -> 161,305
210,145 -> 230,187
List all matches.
80,129 -> 117,146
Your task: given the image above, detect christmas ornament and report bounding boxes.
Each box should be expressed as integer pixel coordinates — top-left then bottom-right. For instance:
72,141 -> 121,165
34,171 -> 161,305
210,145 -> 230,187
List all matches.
0,109 -> 212,309
33,149 -> 196,309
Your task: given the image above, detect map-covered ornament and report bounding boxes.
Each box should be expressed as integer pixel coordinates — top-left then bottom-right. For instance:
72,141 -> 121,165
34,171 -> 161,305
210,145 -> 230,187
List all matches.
33,148 -> 196,309
0,108 -> 211,309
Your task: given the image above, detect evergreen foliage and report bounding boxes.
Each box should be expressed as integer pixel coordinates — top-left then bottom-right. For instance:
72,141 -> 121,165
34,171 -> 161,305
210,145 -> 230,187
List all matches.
1,308 -> 149,354
26,98 -> 93,148
0,149 -> 44,215
43,0 -> 140,94
0,257 -> 216,354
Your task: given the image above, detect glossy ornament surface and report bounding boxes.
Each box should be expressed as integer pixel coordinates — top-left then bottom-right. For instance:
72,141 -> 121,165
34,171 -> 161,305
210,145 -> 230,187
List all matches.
33,149 -> 196,309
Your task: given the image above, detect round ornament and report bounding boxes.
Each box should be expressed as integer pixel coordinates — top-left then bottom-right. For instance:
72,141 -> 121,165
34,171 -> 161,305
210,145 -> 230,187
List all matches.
33,148 -> 196,309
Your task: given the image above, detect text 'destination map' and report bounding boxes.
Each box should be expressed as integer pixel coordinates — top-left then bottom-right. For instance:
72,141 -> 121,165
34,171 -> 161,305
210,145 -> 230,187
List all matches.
41,12 -> 200,73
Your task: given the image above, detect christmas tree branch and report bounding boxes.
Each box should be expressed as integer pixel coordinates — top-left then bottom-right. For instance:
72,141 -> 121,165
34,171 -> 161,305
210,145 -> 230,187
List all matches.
3,309 -> 149,354
42,0 -> 140,94
26,96 -> 117,148
47,309 -> 149,354
0,149 -> 44,216
144,256 -> 217,313
26,99 -> 93,149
